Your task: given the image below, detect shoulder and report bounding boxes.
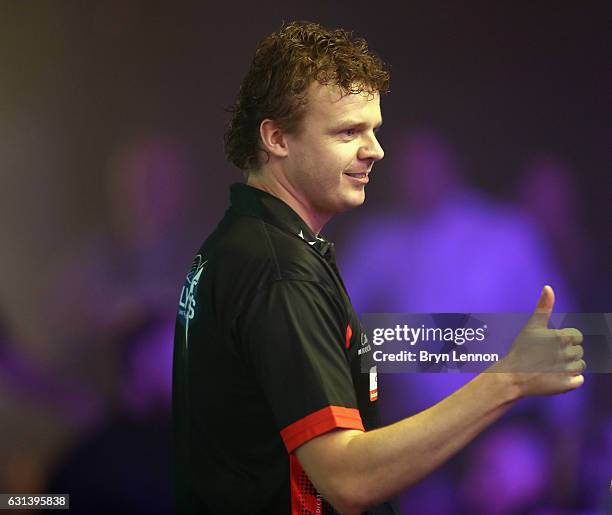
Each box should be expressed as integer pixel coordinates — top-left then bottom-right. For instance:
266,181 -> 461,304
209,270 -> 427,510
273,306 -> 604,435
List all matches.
213,214 -> 331,283
196,214 -> 338,316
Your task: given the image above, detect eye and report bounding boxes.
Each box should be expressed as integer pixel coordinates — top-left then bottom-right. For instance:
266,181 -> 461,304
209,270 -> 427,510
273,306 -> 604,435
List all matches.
343,128 -> 356,137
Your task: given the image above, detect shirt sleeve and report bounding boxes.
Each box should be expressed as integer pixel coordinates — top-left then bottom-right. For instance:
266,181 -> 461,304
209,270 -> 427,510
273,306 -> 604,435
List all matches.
237,279 -> 365,453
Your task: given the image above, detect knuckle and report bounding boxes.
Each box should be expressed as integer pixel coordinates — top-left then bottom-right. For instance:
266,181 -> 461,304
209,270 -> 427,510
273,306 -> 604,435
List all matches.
567,345 -> 584,361
553,329 -> 565,344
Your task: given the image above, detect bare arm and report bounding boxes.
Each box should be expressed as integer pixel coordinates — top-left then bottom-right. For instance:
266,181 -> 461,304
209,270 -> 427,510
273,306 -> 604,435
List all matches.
296,286 -> 585,514
296,371 -> 517,513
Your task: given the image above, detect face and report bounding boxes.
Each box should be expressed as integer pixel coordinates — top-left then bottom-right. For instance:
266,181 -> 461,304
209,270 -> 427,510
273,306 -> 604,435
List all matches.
282,82 -> 384,223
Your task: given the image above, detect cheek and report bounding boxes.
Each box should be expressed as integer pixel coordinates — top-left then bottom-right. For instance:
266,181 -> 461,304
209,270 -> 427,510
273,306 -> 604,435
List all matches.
290,138 -> 318,172
292,138 -> 354,186
318,145 -> 354,174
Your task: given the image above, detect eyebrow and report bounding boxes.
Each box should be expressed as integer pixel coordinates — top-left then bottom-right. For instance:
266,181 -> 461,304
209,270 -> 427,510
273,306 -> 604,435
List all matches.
333,119 -> 384,131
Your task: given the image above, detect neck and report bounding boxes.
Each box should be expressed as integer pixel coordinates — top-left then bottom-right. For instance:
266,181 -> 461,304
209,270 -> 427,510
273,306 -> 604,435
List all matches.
247,170 -> 330,235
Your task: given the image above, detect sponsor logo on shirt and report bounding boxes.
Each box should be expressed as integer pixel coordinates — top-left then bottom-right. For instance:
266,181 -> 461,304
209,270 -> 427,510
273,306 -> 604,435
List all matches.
358,332 -> 372,355
298,229 -> 317,246
178,254 -> 207,345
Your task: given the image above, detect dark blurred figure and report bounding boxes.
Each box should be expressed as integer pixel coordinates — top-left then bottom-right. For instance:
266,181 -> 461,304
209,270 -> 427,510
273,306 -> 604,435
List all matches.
0,310 -> 47,510
515,155 -> 606,512
516,154 -> 594,311
340,127 -> 575,315
41,131 -> 199,405
46,312 -> 175,514
0,307 -> 101,515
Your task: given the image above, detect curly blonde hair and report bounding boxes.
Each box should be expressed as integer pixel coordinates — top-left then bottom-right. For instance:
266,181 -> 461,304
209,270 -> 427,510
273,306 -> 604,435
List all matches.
224,20 -> 390,172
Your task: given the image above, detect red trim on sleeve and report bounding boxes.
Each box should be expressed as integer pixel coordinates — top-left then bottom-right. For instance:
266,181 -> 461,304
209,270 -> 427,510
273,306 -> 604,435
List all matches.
345,323 -> 353,350
280,406 -> 365,453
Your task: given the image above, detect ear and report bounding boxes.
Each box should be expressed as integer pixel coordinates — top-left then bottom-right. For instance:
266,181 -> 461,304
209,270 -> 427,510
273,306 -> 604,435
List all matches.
259,119 -> 289,159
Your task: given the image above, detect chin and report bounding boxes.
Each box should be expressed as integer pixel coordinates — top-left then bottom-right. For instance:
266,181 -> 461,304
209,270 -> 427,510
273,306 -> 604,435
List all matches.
340,191 -> 366,211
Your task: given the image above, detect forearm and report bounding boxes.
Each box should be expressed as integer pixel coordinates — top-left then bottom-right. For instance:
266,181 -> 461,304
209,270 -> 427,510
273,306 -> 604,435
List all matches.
300,372 -> 520,513
350,372 -> 519,508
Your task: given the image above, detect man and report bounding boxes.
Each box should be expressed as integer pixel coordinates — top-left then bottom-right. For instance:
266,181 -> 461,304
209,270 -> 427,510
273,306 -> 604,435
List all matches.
173,21 -> 585,514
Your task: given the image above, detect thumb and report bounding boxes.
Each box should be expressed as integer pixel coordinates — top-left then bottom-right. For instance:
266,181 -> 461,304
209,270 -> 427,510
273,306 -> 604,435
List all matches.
527,285 -> 555,329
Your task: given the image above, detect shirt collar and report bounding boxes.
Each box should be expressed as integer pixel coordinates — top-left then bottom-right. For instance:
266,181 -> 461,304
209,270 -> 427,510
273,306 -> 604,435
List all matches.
228,183 -> 334,257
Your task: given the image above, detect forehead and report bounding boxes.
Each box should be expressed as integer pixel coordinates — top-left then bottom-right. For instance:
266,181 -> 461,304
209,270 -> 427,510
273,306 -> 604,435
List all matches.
304,81 -> 381,123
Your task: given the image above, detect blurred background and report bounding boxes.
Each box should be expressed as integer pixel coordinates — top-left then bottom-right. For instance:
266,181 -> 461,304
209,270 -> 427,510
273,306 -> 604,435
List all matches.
0,1 -> 610,514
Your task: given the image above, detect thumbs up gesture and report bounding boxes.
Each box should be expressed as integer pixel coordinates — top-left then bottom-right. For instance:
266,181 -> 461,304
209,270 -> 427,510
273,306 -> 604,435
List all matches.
492,285 -> 585,397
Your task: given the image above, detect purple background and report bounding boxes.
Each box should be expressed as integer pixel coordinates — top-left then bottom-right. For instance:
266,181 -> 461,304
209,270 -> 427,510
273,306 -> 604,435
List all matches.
1,2 -> 610,514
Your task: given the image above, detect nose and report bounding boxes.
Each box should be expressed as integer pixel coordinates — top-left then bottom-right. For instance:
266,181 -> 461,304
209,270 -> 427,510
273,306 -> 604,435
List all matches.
359,133 -> 385,162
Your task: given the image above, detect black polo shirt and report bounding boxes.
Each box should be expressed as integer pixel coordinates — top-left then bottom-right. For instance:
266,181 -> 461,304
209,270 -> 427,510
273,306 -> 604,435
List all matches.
173,183 -> 396,515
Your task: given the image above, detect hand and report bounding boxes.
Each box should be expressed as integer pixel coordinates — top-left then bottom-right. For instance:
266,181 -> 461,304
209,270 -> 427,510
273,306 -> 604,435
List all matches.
492,285 -> 585,397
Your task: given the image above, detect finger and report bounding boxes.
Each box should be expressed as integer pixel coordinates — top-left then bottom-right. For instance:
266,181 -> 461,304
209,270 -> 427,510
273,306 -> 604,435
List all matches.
558,327 -> 583,345
563,374 -> 584,390
566,359 -> 586,374
527,285 -> 555,329
563,344 -> 584,361
555,329 -> 574,348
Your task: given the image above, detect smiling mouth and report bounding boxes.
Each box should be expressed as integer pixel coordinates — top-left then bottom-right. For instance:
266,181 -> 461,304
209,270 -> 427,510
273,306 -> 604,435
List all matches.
344,172 -> 368,179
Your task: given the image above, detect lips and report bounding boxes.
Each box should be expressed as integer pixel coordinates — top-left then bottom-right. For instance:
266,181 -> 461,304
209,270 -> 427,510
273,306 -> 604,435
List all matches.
344,171 -> 370,184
